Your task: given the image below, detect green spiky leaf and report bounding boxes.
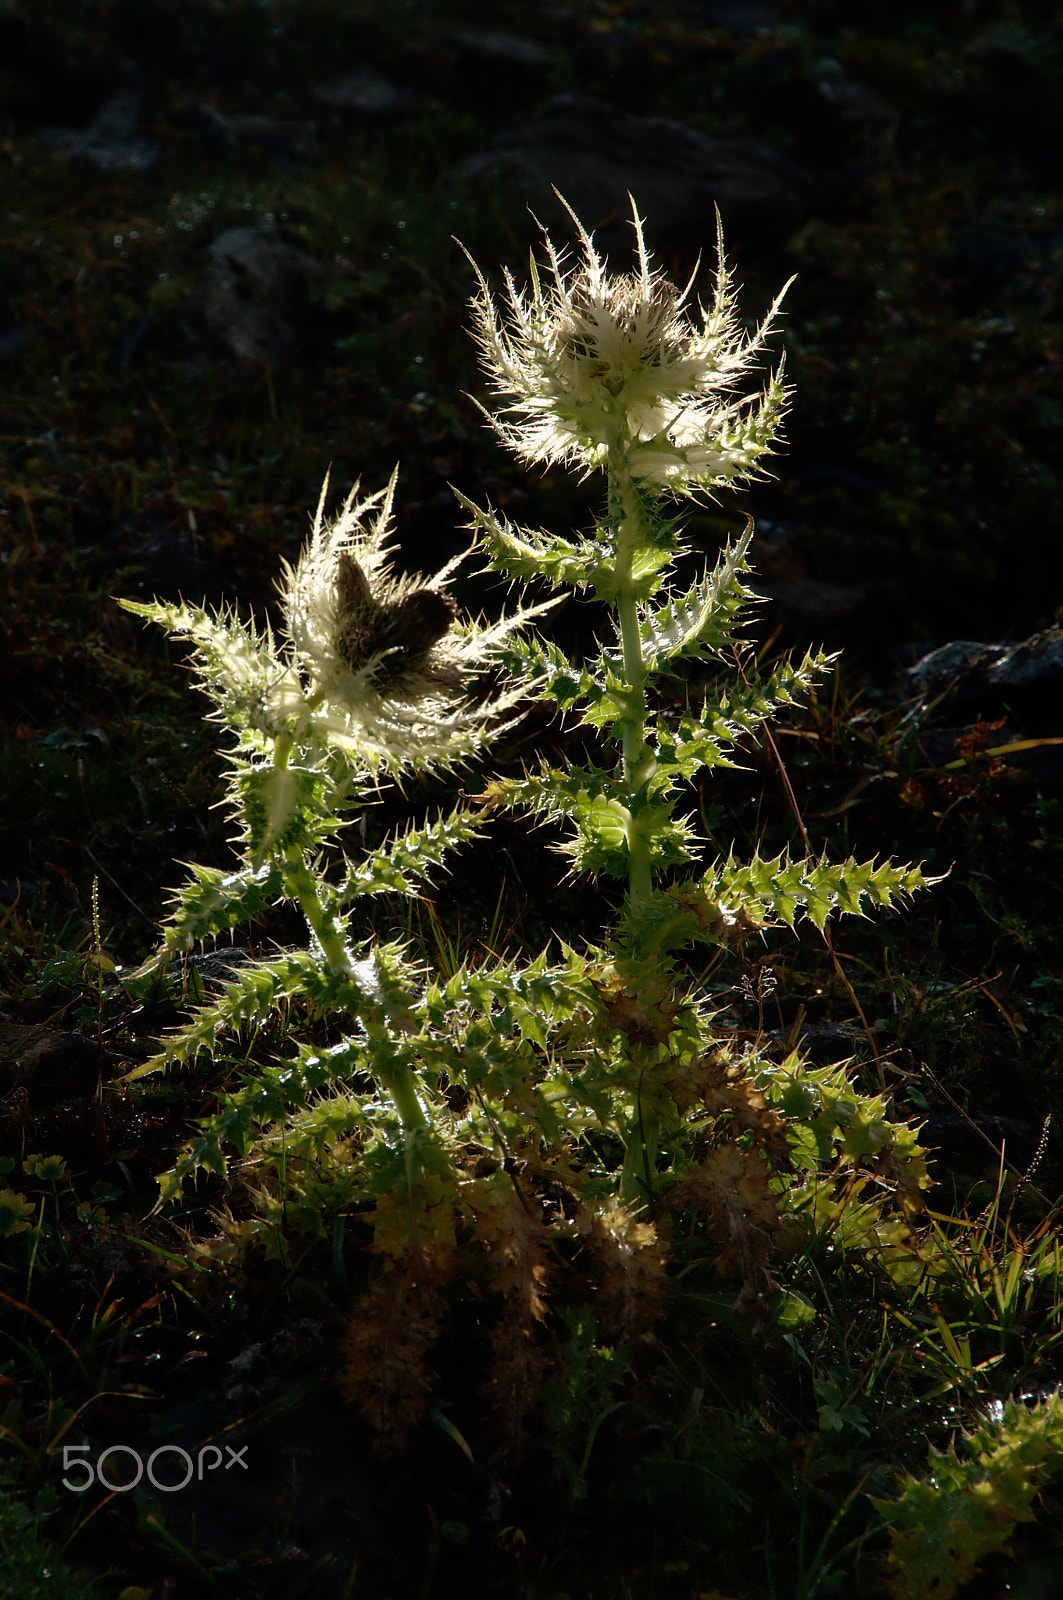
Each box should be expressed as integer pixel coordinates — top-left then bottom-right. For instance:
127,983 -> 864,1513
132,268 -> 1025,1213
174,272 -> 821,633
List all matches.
874,1394 -> 1063,1600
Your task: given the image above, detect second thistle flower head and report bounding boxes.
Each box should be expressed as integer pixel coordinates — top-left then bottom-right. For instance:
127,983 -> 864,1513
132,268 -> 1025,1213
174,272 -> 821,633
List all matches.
466,193 -> 792,494
278,469 -> 543,772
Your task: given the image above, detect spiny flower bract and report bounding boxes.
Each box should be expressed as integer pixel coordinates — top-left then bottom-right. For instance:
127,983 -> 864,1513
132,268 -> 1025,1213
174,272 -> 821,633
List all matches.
123,471 -> 549,782
466,193 -> 792,493
277,468 -> 546,773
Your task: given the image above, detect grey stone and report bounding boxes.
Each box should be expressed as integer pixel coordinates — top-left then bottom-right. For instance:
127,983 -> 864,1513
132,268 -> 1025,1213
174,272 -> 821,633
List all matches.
453,28 -> 555,67
453,94 -> 813,257
199,227 -> 319,366
0,1013 -> 95,1093
905,629 -> 1063,702
196,103 -> 318,159
39,88 -> 159,171
703,1 -> 775,31
812,57 -> 893,120
314,69 -> 403,114
754,577 -> 877,622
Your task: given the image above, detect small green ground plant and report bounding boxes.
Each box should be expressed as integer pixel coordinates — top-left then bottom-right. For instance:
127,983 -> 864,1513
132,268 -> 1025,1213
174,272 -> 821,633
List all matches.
876,1390 -> 1063,1600
0,1483 -> 107,1600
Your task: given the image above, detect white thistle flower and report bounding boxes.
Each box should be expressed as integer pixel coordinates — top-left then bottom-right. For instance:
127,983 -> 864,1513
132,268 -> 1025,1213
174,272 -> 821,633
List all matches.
465,193 -> 792,493
278,468 -> 548,772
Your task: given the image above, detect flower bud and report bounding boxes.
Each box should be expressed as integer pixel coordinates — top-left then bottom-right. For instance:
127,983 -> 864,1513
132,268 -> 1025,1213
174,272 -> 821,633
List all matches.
277,469 -> 552,772
466,193 -> 792,494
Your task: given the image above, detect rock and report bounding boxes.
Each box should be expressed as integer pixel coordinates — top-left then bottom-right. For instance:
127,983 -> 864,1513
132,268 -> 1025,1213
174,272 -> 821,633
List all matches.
224,1321 -> 324,1410
442,27 -> 556,112
314,69 -> 403,115
195,103 -> 317,160
179,948 -> 258,989
904,626 -> 1063,708
84,1386 -> 423,1596
811,57 -> 893,121
0,1013 -> 96,1095
753,576 -> 880,625
39,88 -> 158,171
749,517 -> 909,649
199,227 -> 320,365
452,28 -> 555,68
102,524 -> 226,607
702,1 -> 775,31
922,1111 -> 1046,1167
28,1233 -> 158,1324
0,326 -> 26,361
898,626 -> 1063,789
453,94 -> 814,258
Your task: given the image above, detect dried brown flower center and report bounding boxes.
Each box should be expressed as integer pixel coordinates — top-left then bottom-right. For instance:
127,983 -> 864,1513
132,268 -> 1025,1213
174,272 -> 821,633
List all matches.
334,552 -> 459,691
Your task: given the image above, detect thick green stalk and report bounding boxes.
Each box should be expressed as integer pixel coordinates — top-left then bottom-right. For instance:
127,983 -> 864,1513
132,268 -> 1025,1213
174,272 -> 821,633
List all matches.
283,844 -> 350,981
272,729 -> 359,976
609,461 -> 656,909
274,743 -> 428,1133
377,1055 -> 429,1139
619,1083 -> 660,1207
609,458 -> 663,1202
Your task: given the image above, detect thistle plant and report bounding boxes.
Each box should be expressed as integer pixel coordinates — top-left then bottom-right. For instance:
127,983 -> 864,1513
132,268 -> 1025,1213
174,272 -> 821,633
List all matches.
120,472 -> 549,1140
458,196 -> 931,1212
122,198 -> 933,1452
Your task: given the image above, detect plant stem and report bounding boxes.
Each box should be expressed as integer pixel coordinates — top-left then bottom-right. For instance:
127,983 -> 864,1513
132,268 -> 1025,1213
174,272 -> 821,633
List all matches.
280,830 -> 428,1134
609,462 -> 655,909
284,844 -> 352,976
609,459 -> 663,1202
619,1087 -> 659,1207
381,1057 -> 429,1134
